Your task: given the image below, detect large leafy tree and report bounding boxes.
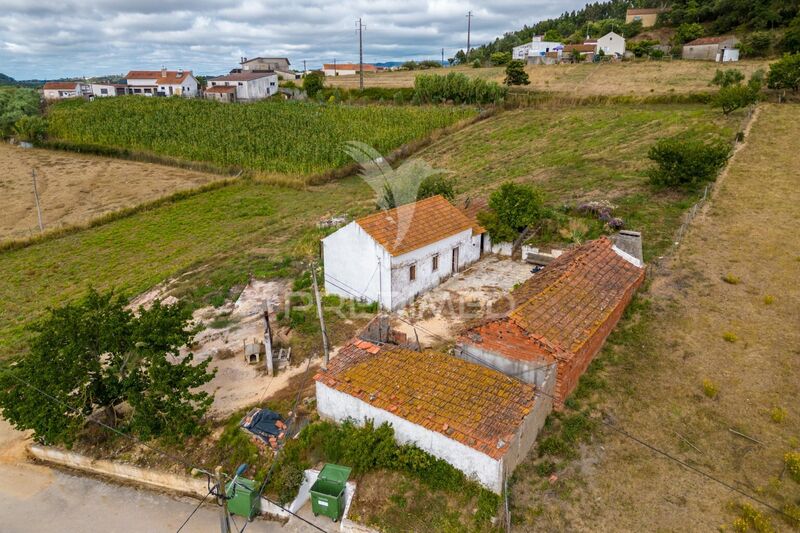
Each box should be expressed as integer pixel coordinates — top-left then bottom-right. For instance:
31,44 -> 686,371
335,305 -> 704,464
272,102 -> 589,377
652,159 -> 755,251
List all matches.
478,182 -> 546,242
0,289 -> 214,445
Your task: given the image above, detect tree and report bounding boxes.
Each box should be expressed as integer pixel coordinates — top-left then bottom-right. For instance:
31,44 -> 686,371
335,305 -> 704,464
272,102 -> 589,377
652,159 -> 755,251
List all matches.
0,289 -> 214,445
490,51 -> 512,66
472,59 -> 482,68
784,16 -> 800,53
672,23 -> 704,45
504,60 -> 530,86
714,84 -> 759,115
711,69 -> 745,88
401,60 -> 418,70
543,29 -> 562,42
647,137 -> 731,188
478,182 -> 546,241
303,71 -> 325,97
767,53 -> 800,92
13,115 -> 47,142
0,87 -> 40,138
416,175 -> 455,202
739,31 -> 773,57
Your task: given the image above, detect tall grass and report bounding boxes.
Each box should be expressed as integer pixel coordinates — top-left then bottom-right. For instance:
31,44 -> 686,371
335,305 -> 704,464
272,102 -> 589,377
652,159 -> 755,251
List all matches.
414,72 -> 508,105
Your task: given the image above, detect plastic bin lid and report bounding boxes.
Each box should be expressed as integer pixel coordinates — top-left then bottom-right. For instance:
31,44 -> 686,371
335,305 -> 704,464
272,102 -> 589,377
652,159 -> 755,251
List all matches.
318,463 -> 352,484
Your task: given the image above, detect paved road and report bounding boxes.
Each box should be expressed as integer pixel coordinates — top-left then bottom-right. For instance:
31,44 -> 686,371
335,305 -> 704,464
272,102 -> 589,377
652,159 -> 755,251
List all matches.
0,420 -> 323,533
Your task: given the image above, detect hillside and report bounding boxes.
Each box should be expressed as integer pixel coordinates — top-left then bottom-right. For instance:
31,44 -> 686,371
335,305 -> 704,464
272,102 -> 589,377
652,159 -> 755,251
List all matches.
0,73 -> 16,86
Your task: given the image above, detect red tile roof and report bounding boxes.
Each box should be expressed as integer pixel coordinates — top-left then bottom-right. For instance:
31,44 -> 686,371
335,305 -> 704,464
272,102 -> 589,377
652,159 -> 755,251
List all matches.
685,36 -> 737,46
564,44 -> 597,53
315,339 -> 537,459
43,81 -> 80,90
356,195 -> 476,256
462,237 -> 645,362
323,63 -> 380,72
126,70 -> 193,85
458,197 -> 488,235
206,86 -> 236,94
211,72 -> 275,82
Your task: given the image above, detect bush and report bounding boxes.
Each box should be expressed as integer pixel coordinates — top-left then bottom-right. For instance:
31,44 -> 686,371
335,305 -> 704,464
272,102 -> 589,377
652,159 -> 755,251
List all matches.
417,174 -> 455,202
711,69 -> 745,88
715,85 -> 760,115
740,32 -> 773,57
414,72 -> 507,105
504,60 -> 530,86
647,137 -> 730,188
702,379 -> 719,399
786,451 -> 800,484
767,53 -> 800,93
13,115 -> 47,142
478,182 -> 546,241
490,51 -> 512,65
472,59 -> 482,68
0,87 -> 40,138
302,71 -> 325,97
672,23 -> 704,45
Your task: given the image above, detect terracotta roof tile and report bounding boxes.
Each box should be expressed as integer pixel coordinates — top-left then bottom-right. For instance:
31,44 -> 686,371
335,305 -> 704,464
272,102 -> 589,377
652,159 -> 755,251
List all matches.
43,82 -> 80,90
206,86 -> 236,94
685,36 -> 736,46
458,197 -> 488,235
315,340 -> 537,460
356,195 -> 476,256
126,70 -> 193,85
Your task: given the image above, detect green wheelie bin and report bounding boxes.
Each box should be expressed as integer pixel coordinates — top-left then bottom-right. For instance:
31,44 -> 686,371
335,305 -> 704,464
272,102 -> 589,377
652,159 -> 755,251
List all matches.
310,463 -> 352,522
226,477 -> 260,521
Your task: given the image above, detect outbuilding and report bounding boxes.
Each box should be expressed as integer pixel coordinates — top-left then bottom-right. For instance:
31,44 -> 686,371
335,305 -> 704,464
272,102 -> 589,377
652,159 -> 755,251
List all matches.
597,31 -> 626,57
625,8 -> 669,28
322,195 -> 489,310
43,81 -> 89,99
457,236 -> 645,406
314,338 -> 555,493
682,36 -> 740,61
206,72 -> 278,102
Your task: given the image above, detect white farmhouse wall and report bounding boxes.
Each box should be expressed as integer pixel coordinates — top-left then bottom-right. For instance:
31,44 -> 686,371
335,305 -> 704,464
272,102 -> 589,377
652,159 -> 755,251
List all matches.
316,382 -> 505,492
323,68 -> 358,76
90,84 -> 117,97
239,75 -> 277,99
158,76 -> 198,97
597,32 -> 626,56
388,228 -> 480,310
323,222 -> 392,309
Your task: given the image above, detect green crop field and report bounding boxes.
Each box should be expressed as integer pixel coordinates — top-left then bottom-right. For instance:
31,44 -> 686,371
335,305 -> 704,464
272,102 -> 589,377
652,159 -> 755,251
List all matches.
46,97 -> 476,176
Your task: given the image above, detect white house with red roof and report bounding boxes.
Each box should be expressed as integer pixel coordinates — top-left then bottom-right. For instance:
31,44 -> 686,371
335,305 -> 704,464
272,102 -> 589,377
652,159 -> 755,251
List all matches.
124,68 -> 198,97
322,196 -> 490,311
43,81 -> 90,99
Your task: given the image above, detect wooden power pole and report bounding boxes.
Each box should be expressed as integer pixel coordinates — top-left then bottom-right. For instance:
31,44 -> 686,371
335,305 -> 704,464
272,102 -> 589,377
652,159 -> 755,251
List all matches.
466,11 -> 473,57
356,18 -> 366,90
310,262 -> 330,369
215,465 -> 231,533
263,307 -> 274,376
32,169 -> 43,233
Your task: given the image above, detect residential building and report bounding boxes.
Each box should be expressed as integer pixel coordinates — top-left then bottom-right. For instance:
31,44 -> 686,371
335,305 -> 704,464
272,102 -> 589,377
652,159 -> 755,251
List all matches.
206,72 -> 278,102
322,63 -> 381,76
124,68 -> 198,97
597,31 -> 626,56
322,195 -> 489,311
512,36 -> 563,62
239,57 -> 298,80
90,83 -> 125,97
457,236 -> 645,406
682,36 -> 740,61
563,43 -> 597,61
42,81 -> 89,99
625,7 -> 669,28
314,337 -> 555,493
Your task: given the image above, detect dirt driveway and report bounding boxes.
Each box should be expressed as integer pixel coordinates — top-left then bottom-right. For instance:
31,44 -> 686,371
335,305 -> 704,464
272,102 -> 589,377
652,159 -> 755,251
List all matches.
0,143 -> 224,242
510,103 -> 800,530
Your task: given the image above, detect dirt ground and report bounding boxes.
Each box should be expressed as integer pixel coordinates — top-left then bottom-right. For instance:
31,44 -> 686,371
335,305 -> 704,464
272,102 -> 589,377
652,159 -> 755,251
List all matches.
0,143 -> 224,242
393,255 -> 533,346
325,59 -> 770,96
510,103 -> 800,531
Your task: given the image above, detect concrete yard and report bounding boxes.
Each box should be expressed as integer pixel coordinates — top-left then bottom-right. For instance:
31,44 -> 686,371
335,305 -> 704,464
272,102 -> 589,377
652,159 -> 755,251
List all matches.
393,254 -> 533,346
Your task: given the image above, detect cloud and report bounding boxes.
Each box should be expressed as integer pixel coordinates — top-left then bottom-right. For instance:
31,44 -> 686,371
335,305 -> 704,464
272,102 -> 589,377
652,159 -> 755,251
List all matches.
0,0 -> 586,79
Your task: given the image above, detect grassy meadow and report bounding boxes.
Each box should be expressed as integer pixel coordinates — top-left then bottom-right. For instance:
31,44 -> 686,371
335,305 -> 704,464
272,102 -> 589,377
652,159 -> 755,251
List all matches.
0,102 -> 740,361
46,97 -> 476,176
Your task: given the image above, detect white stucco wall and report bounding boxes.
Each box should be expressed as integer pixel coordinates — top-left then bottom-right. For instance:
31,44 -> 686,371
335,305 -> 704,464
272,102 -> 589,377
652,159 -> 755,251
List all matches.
316,382 -> 505,492
388,228 -> 481,310
323,222 -> 392,309
456,342 -> 557,389
91,84 -> 117,97
597,32 -> 626,56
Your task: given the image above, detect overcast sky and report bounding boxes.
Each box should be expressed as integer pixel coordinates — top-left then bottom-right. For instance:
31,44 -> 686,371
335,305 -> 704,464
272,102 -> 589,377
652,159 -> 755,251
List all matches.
0,1 -> 588,80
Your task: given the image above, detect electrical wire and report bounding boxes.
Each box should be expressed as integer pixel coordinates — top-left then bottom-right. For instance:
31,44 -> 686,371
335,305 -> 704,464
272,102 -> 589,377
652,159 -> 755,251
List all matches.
320,271 -> 800,525
175,487 -> 215,533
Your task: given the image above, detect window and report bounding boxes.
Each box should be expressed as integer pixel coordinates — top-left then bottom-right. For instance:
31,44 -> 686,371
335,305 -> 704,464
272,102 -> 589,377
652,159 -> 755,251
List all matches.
432,254 -> 439,271
100,88 -> 108,95
238,82 -> 243,86
409,264 -> 416,281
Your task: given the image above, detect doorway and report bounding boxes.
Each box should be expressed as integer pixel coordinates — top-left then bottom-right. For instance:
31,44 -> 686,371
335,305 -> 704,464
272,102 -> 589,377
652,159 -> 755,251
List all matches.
451,247 -> 459,273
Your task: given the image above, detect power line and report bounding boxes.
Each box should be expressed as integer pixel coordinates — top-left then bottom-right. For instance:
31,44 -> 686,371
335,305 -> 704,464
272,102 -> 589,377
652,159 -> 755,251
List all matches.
318,272 -> 800,525
176,487 -> 215,532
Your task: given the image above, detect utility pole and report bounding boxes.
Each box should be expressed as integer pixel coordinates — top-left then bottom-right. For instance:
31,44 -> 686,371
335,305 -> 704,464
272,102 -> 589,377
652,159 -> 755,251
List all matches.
310,262 -> 330,369
31,169 -> 43,233
215,465 -> 231,533
441,48 -> 445,66
334,57 -> 337,76
466,11 -> 473,57
263,306 -> 274,376
303,59 -> 307,74
356,17 -> 366,90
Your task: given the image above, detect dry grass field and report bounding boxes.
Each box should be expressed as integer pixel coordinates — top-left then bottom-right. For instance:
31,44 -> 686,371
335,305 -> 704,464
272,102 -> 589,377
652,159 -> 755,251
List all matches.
326,59 -> 771,96
509,104 -> 800,531
0,143 -> 225,242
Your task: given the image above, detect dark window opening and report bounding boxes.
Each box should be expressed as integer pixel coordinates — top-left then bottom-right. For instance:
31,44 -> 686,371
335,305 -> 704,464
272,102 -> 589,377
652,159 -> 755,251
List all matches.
409,265 -> 416,281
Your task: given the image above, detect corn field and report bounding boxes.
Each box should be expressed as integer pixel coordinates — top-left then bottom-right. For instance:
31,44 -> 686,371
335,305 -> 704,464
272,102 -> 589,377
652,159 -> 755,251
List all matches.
46,97 -> 476,175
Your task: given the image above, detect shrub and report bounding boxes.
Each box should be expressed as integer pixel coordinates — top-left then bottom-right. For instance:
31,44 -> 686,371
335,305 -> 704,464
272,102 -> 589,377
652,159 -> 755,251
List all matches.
13,115 -> 47,142
767,53 -> 800,93
786,451 -> 800,483
672,23 -> 704,45
478,182 -> 546,241
731,502 -> 776,533
764,295 -> 775,305
302,71 -> 325,97
702,379 -> 719,399
722,274 -> 741,284
722,331 -> 738,343
715,85 -> 760,115
740,32 -> 773,57
414,71 -> 507,105
472,58 -> 482,68
417,174 -> 455,202
711,69 -> 745,88
490,51 -> 512,65
770,407 -> 787,423
647,137 -> 730,188
504,60 -> 530,86
535,460 -> 557,477
0,87 -> 40,137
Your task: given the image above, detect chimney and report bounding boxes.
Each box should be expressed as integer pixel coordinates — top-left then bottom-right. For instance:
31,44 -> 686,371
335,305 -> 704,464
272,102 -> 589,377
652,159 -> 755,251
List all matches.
177,67 -> 184,77
613,230 -> 643,265
161,65 -> 167,78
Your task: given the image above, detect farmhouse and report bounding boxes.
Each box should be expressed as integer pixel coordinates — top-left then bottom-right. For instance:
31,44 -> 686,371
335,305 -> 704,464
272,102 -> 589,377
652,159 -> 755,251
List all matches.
314,338 -> 555,493
124,68 -> 199,97
625,7 -> 669,28
43,81 -> 89,99
322,63 -> 381,76
597,31 -> 626,57
322,195 -> 489,311
206,72 -> 278,102
457,236 -> 645,406
682,36 -> 740,61
512,35 -> 563,63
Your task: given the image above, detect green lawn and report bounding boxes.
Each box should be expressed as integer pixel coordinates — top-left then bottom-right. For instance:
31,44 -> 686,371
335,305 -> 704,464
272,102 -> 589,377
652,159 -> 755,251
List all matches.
0,103 -> 740,360
46,98 -> 476,176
